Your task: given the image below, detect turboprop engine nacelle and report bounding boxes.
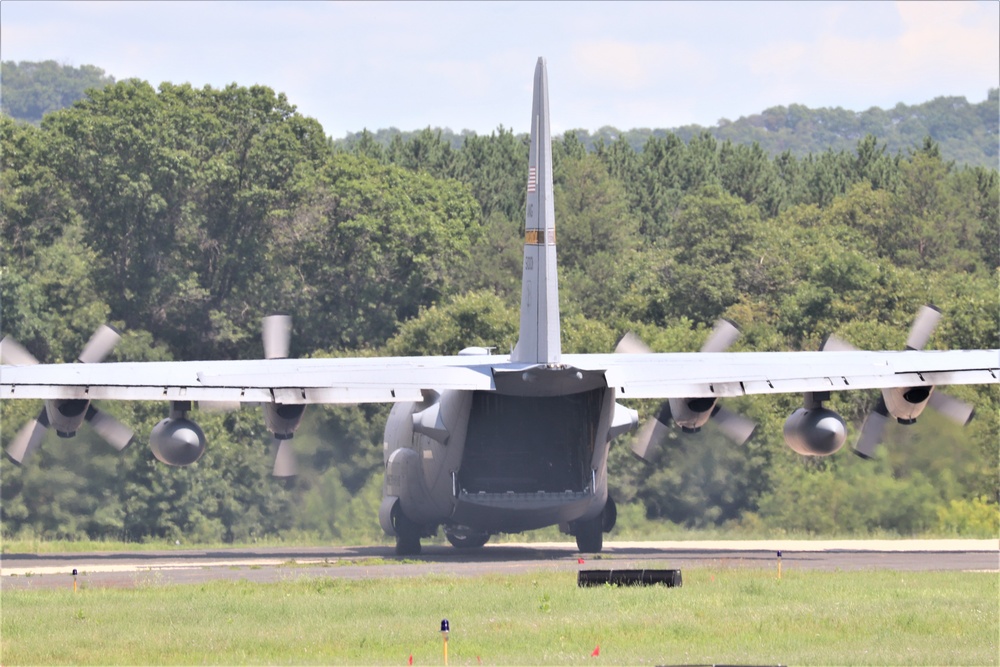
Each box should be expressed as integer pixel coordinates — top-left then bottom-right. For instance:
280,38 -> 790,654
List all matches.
44,399 -> 91,437
668,397 -> 717,433
882,385 -> 932,424
264,403 -> 305,439
783,407 -> 847,456
150,402 -> 206,466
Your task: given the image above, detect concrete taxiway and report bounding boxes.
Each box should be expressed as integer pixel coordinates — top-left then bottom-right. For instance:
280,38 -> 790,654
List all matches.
2,539 -> 996,590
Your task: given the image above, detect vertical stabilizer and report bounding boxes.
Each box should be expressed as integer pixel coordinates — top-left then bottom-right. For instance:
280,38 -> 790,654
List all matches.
511,57 -> 561,364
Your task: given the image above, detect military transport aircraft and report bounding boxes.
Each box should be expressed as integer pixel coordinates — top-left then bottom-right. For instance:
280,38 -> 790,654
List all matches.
2,59 -> 998,555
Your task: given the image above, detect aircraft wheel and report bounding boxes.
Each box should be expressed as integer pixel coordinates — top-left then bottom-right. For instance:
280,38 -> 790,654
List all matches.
602,496 -> 617,532
391,504 -> 422,556
446,531 -> 489,549
575,516 -> 603,553
395,533 -> 422,556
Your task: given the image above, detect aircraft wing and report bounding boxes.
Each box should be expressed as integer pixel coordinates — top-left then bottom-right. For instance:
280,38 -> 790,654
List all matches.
2,349 -> 996,405
572,349 -> 999,398
0,356 -> 497,405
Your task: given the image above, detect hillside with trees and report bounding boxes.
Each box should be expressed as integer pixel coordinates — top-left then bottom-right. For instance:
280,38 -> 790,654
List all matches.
0,60 -> 115,125
1,75 -> 997,545
341,91 -> 1000,169
3,60 -> 997,167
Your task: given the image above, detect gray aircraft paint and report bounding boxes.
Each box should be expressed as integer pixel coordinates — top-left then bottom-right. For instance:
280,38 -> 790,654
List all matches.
512,57 -> 561,365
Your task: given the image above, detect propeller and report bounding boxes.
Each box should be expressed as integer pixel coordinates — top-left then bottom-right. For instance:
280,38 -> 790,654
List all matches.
271,438 -> 298,478
711,405 -> 758,446
616,319 -> 756,463
6,409 -> 50,465
822,305 -> 975,459
77,325 -> 124,364
905,305 -> 941,351
85,405 -> 135,451
262,315 -> 300,477
852,397 -> 890,460
2,326 -> 135,464
1,336 -> 40,366
263,314 -> 292,360
629,404 -> 672,463
927,391 -> 975,425
700,318 -> 742,353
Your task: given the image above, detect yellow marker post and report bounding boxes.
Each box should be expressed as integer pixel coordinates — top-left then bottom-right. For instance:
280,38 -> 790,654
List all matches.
440,619 -> 450,666
72,568 -> 78,592
777,551 -> 782,580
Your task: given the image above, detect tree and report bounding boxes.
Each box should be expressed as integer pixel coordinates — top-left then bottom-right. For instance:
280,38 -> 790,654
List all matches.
661,185 -> 761,324
0,116 -> 77,261
273,153 -> 482,351
554,154 -> 641,321
38,80 -> 331,359
1,61 -> 115,124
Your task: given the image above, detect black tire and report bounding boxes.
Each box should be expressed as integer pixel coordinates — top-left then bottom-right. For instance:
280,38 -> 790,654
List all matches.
395,533 -> 422,556
602,496 -> 617,533
575,516 -> 603,553
446,532 -> 489,549
391,504 -> 423,556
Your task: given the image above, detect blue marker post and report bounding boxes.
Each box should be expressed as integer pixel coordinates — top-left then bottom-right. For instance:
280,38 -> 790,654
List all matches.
440,619 -> 450,666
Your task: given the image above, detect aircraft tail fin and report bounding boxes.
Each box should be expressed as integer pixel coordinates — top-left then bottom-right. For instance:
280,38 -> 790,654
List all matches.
511,57 -> 561,364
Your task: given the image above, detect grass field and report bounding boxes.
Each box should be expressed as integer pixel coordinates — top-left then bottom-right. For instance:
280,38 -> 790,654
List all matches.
2,567 -> 997,665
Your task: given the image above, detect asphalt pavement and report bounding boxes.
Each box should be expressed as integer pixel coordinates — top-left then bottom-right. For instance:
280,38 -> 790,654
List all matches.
3,539 -> 997,590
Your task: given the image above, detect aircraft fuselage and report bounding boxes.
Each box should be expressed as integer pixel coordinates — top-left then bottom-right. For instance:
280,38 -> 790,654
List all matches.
379,364 -> 633,552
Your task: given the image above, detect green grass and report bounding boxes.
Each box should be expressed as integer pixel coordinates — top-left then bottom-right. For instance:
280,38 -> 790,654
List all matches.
2,569 -> 996,665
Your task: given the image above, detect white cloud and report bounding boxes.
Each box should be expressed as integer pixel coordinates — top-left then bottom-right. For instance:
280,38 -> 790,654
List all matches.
744,0 -> 998,111
570,40 -> 711,92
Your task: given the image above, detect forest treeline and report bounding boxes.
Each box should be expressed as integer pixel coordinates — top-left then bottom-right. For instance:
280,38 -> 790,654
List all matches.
1,76 -> 998,544
341,91 -> 1000,169
4,60 -> 998,168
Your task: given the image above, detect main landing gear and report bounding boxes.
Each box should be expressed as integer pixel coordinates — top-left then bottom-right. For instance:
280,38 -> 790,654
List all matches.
392,505 -> 423,556
573,496 -> 617,553
445,531 -> 490,549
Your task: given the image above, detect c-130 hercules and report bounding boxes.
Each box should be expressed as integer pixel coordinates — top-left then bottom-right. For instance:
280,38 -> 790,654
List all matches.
2,59 -> 997,555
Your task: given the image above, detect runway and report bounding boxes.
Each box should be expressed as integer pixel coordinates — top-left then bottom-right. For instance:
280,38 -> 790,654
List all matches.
2,539 -> 997,590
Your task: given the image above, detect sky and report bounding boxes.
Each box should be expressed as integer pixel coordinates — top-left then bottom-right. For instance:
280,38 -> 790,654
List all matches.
2,1 -> 998,139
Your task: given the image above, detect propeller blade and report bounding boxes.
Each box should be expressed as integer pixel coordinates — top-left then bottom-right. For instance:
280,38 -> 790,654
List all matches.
6,409 -> 49,465
631,419 -> 667,463
614,331 -> 652,355
854,397 -> 890,460
85,405 -> 134,451
272,438 -> 298,477
701,318 -> 740,353
262,315 -> 292,360
905,305 -> 941,351
0,336 -> 39,366
78,325 -> 122,363
631,403 -> 672,463
928,391 -> 975,426
711,406 -> 757,445
821,335 -> 858,352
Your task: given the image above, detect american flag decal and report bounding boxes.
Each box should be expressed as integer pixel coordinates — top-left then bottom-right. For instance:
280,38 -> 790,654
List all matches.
527,166 -> 537,193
